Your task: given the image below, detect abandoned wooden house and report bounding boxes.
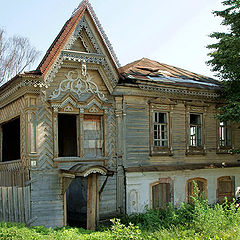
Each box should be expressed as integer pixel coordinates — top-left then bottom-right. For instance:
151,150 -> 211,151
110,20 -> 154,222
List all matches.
0,0 -> 240,230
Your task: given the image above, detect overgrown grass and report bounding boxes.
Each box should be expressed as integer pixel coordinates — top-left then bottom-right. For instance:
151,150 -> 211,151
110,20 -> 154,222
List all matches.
1,191 -> 240,239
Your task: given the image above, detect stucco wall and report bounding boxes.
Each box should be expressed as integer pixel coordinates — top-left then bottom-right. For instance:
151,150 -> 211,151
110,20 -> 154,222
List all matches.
126,167 -> 240,214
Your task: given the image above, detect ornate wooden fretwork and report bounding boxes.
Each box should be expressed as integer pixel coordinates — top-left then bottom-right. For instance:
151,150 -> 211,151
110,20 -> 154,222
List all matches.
139,84 -> 219,98
0,97 -> 25,124
61,51 -> 117,87
71,1 -> 121,68
49,70 -> 107,101
65,16 -> 101,54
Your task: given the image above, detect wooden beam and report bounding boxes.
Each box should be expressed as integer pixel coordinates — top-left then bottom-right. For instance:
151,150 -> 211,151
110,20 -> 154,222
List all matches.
87,174 -> 97,230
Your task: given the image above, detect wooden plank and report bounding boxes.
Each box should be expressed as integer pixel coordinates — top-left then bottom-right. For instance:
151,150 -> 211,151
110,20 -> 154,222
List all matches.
0,188 -> 2,221
24,186 -> 30,222
7,187 -> 13,222
2,187 -> 8,222
18,187 -> 24,223
13,187 -> 19,222
87,174 -> 97,230
63,192 -> 67,226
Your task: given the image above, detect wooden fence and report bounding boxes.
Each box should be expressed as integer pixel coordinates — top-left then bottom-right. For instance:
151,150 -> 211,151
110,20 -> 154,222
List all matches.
0,186 -> 31,223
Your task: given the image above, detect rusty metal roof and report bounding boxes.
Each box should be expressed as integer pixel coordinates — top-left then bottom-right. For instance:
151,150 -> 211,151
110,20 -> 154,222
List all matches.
119,58 -> 220,90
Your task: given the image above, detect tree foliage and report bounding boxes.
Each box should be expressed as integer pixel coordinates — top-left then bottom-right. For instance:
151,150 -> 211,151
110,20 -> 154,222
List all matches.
0,28 -> 40,84
207,0 -> 240,122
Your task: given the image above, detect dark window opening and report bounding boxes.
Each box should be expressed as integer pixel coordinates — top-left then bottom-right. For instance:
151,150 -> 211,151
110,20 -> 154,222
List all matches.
66,177 -> 88,228
2,117 -> 20,162
58,114 -> 77,157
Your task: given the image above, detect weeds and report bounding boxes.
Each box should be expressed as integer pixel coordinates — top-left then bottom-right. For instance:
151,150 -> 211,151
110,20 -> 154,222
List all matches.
1,189 -> 240,239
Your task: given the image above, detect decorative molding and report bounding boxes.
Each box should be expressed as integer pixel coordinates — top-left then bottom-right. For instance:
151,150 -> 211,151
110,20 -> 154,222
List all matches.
51,96 -> 107,113
83,167 -> 106,177
49,70 -> 107,101
61,51 -> 118,87
89,105 -> 99,113
0,97 -> 25,124
44,57 -> 64,86
139,84 -> 219,98
64,105 -> 74,112
0,79 -> 42,104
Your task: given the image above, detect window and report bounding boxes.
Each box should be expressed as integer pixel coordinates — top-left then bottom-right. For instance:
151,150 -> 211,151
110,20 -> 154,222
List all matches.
151,178 -> 173,209
219,122 -> 231,147
217,176 -> 234,204
57,113 -> 104,158
1,117 -> 20,162
58,114 -> 78,157
153,112 -> 168,147
187,178 -> 207,202
83,115 -> 103,157
189,114 -> 202,147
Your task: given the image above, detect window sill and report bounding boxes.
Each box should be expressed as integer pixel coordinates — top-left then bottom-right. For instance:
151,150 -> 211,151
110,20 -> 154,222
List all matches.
186,146 -> 205,155
151,147 -> 173,156
216,147 -> 232,154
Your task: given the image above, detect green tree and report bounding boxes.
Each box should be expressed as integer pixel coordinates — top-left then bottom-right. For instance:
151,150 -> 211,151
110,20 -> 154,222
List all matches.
207,0 -> 240,123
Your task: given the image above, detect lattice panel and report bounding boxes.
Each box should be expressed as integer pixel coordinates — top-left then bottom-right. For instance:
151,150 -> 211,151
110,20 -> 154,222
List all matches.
37,105 -> 54,169
0,98 -> 25,123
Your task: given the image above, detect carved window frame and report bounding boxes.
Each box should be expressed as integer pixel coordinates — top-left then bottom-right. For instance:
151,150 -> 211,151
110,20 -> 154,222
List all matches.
52,96 -> 108,161
186,177 -> 207,203
150,178 -> 173,209
150,102 -> 174,156
185,104 -> 207,155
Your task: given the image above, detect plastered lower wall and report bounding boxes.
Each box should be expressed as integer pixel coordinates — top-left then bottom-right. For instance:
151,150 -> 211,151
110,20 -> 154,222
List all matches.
126,167 -> 240,214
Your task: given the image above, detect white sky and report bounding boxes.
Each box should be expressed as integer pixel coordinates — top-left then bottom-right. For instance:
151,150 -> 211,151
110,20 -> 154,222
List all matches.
0,0 -> 226,78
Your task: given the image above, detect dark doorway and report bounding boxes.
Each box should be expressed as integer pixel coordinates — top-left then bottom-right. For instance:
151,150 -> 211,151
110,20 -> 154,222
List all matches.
2,117 -> 20,162
66,177 -> 88,228
58,114 -> 77,157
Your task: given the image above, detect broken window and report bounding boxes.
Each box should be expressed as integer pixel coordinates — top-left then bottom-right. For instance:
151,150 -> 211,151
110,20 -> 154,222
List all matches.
152,182 -> 171,209
190,114 -> 202,146
2,117 -> 20,162
187,178 -> 207,202
219,122 -> 231,147
58,114 -> 78,157
83,115 -> 103,157
153,112 -> 168,147
217,176 -> 234,204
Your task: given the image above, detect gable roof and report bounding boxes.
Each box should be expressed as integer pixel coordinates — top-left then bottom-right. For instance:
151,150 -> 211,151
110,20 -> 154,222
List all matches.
119,58 -> 220,90
37,0 -> 120,75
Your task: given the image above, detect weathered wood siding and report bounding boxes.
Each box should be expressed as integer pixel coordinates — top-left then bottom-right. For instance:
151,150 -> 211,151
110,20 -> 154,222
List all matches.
98,174 -> 117,219
125,99 -> 150,167
123,96 -> 240,167
30,170 -> 63,227
0,186 -> 30,223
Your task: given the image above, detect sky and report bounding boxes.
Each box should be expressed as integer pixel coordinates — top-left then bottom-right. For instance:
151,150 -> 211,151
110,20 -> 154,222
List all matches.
0,0 -> 227,79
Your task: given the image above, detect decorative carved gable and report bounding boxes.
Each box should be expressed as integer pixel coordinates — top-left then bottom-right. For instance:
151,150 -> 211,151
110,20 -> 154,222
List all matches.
49,69 -> 107,102
69,37 -> 88,52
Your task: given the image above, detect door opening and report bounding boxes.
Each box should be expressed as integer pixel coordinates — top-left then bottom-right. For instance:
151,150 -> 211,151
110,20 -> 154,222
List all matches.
66,177 -> 87,228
